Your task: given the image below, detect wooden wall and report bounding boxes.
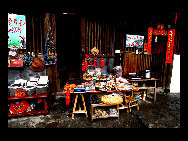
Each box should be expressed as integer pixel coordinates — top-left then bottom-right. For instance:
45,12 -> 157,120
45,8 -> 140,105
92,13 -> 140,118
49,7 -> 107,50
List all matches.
81,16 -> 115,57
26,13 -> 58,94
123,53 -> 152,75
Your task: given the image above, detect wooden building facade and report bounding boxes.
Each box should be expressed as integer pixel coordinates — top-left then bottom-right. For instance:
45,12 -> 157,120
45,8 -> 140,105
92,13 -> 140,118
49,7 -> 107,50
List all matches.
8,8 -> 183,94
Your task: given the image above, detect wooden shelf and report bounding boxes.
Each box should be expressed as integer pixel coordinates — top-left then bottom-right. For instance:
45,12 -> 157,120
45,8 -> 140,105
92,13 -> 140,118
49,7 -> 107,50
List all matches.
138,87 -> 155,90
8,88 -> 51,101
91,103 -> 117,107
92,115 -> 119,120
8,109 -> 48,118
8,88 -> 51,118
91,104 -> 119,121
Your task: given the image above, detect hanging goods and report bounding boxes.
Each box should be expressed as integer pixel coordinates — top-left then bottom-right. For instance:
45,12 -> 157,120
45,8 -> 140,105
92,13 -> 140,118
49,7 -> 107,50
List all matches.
100,55 -> 104,68
44,27 -> 56,65
94,56 -> 97,67
29,57 -> 44,72
66,89 -> 70,106
82,59 -> 86,72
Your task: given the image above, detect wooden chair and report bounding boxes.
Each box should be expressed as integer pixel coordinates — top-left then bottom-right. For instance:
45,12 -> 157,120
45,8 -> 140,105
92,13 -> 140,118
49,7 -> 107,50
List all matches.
119,93 -> 139,113
126,94 -> 139,113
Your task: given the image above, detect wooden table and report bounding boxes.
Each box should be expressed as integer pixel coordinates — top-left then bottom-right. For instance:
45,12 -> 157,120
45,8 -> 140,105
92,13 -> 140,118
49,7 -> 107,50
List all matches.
129,78 -> 159,102
70,90 -> 132,120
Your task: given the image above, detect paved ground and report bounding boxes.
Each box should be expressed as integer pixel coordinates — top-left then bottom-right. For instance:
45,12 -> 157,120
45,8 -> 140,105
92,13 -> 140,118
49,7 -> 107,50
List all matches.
8,90 -> 180,128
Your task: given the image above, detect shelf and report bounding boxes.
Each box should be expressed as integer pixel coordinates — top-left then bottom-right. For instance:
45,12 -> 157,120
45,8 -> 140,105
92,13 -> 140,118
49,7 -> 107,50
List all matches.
8,88 -> 51,101
8,109 -> 48,118
92,115 -> 119,120
138,87 -> 155,90
91,103 -> 118,107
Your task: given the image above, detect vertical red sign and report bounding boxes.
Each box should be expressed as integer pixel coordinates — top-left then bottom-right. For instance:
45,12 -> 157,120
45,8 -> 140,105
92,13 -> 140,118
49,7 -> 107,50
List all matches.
147,27 -> 153,54
166,29 -> 175,63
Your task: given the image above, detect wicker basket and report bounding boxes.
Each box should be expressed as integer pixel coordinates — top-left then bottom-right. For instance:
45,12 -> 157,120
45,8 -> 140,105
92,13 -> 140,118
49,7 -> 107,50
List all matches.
23,86 -> 36,95
36,84 -> 48,94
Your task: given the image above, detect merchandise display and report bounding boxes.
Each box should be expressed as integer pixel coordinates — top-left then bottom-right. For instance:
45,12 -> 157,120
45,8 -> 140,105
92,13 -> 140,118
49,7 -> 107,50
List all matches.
8,76 -> 49,97
101,94 -> 123,105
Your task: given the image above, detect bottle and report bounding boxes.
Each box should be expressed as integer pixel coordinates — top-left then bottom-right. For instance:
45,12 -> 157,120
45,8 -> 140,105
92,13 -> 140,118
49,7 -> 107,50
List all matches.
136,48 -> 139,54
143,92 -> 146,101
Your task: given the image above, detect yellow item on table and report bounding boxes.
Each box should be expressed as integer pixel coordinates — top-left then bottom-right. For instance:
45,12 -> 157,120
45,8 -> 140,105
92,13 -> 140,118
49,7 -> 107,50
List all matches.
101,94 -> 123,105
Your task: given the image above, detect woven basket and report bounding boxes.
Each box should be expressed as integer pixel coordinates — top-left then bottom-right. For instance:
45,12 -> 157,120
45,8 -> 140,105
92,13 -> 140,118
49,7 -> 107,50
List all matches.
23,86 -> 36,95
36,84 -> 48,94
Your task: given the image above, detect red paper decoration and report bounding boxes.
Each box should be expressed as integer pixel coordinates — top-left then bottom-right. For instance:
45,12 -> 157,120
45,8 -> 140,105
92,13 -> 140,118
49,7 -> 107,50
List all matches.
153,29 -> 167,36
166,29 -> 175,63
100,56 -> 104,68
94,56 -> 97,67
15,90 -> 26,97
82,59 -> 86,72
66,89 -> 70,106
147,27 -> 153,54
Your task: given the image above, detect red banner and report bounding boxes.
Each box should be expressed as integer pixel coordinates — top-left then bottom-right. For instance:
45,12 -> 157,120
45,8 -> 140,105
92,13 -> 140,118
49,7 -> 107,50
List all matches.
166,29 -> 175,63
153,29 -> 167,36
147,27 -> 153,54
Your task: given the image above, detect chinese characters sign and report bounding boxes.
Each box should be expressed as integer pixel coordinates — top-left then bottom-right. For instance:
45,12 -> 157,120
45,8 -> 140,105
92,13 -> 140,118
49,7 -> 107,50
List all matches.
166,29 -> 175,63
8,13 -> 26,49
147,27 -> 153,54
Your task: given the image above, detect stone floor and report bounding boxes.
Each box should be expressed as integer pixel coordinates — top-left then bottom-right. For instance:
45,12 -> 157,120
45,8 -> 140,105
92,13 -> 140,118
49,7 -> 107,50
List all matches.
8,90 -> 180,128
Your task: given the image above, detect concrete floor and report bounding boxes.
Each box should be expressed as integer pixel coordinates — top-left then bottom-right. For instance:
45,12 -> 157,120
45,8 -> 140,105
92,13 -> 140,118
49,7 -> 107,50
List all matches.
8,90 -> 180,128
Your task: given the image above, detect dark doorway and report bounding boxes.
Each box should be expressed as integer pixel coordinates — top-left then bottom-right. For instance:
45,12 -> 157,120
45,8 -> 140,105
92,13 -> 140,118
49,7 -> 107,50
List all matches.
56,15 -> 81,90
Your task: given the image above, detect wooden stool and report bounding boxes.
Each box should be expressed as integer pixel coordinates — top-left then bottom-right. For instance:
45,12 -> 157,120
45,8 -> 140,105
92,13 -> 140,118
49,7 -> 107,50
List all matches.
119,92 -> 139,113
72,92 -> 88,119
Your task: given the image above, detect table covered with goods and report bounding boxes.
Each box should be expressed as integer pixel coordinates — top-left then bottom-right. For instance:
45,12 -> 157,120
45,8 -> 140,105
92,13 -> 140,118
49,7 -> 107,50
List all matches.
62,66 -> 141,121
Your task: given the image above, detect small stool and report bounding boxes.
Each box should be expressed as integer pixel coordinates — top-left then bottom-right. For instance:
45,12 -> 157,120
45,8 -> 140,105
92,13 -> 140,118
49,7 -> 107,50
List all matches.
72,92 -> 88,119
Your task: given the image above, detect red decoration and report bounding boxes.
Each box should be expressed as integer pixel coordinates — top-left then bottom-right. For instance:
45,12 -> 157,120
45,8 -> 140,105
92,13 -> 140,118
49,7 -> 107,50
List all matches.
100,56 -> 104,68
94,57 -> 97,67
166,29 -> 175,63
175,13 -> 178,24
82,59 -> 86,72
10,101 -> 30,114
144,43 -> 148,52
66,89 -> 70,106
157,24 -> 164,30
15,90 -> 26,97
10,59 -> 23,67
147,27 -> 153,54
153,29 -> 167,36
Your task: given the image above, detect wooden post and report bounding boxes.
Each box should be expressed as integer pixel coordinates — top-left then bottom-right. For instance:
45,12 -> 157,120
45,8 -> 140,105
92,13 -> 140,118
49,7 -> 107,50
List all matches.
154,80 -> 157,102
91,21 -> 94,50
32,16 -> 35,54
94,21 -> 97,48
88,20 -> 91,54
40,16 -> 43,55
86,19 -> 89,53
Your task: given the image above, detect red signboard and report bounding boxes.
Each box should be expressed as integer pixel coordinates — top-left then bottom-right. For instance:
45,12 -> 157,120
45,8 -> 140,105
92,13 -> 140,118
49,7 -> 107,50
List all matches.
147,27 -> 153,54
166,29 -> 175,63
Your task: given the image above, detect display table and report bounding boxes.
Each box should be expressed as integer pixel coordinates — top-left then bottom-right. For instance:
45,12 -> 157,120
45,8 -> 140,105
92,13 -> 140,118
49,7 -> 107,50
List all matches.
8,88 -> 51,118
69,90 -> 132,120
129,78 -> 159,102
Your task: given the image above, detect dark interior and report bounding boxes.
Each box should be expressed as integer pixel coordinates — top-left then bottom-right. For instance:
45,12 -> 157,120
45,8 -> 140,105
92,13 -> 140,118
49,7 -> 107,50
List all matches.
56,15 -> 81,89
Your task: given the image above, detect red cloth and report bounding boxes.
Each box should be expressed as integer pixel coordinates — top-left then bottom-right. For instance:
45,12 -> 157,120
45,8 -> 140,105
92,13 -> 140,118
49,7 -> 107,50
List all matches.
66,89 -> 70,106
94,57 -> 97,67
100,56 -> 104,68
10,101 -> 30,114
82,60 -> 85,72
